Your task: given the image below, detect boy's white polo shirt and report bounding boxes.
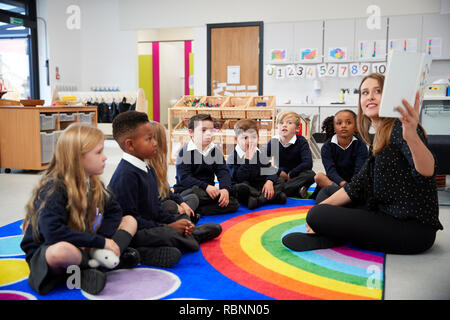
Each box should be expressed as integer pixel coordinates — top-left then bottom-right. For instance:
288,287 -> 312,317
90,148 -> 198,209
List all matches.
187,139 -> 216,156
331,134 -> 357,150
122,152 -> 148,173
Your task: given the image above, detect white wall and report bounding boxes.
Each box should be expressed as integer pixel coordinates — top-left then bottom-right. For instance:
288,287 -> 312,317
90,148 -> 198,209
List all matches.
37,0 -> 447,105
118,0 -> 442,30
79,0 -> 137,92
37,0 -> 137,104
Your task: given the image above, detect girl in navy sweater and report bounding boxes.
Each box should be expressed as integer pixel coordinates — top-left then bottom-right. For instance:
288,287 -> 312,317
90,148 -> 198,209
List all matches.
314,110 -> 369,202
21,123 -> 138,296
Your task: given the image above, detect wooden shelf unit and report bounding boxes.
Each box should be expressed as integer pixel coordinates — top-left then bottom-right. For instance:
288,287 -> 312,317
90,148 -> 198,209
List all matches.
0,106 -> 98,171
168,95 -> 277,164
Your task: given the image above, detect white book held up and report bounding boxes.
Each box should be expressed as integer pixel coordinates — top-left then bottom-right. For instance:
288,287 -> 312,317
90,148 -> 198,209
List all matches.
379,51 -> 432,118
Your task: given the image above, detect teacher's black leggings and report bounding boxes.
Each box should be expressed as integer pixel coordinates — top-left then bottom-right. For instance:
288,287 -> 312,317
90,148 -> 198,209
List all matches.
306,186 -> 437,254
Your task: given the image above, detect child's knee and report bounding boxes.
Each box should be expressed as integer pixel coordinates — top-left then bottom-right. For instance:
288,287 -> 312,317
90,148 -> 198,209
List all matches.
45,242 -> 80,268
314,172 -> 324,183
120,215 -> 138,236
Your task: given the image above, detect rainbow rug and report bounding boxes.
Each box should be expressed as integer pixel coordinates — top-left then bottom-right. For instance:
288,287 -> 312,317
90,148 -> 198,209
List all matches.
0,198 -> 385,300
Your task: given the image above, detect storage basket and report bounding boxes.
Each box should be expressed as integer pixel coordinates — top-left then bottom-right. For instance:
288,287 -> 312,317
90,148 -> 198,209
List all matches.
40,114 -> 58,130
196,96 -> 225,118
221,96 -> 250,119
59,113 -> 76,122
40,131 -> 57,163
246,96 -> 275,119
174,95 -> 205,108
78,112 -> 95,124
172,108 -> 198,120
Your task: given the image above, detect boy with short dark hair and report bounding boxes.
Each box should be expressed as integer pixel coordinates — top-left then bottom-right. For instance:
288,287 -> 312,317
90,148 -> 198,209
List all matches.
227,119 -> 287,209
174,113 -> 239,215
265,110 -> 315,198
108,111 -> 222,268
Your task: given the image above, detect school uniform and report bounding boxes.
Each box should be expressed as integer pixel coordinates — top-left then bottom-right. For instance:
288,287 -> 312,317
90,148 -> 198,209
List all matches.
174,140 -> 239,215
321,134 -> 369,186
226,144 -> 285,206
108,153 -> 199,252
265,134 -> 315,197
20,178 -> 123,295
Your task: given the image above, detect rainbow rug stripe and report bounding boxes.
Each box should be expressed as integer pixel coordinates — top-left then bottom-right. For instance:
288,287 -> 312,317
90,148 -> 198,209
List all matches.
0,199 -> 384,300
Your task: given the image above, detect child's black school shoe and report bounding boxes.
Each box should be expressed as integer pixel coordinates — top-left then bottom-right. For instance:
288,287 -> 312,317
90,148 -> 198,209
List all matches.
116,247 -> 140,269
299,186 -> 309,199
136,246 -> 181,268
190,213 -> 201,225
235,184 -> 251,204
80,268 -> 107,295
247,196 -> 259,210
274,192 -> 287,204
193,223 -> 222,243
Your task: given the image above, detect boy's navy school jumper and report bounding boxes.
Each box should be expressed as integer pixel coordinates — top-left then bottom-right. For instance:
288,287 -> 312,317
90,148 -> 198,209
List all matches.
174,141 -> 232,193
265,135 -> 315,196
108,153 -> 176,231
108,153 -> 200,253
226,145 -> 278,186
174,141 -> 239,215
321,134 -> 369,186
265,134 -> 313,177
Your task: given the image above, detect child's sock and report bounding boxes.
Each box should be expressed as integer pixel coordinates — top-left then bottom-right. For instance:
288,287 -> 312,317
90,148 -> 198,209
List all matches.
78,248 -> 91,269
112,229 -> 133,255
282,232 -> 342,251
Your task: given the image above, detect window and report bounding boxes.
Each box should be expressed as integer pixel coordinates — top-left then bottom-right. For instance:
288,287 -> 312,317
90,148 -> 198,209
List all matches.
0,0 -> 39,99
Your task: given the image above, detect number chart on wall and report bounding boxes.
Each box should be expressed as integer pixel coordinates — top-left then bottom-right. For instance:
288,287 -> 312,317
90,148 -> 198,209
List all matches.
266,61 -> 387,79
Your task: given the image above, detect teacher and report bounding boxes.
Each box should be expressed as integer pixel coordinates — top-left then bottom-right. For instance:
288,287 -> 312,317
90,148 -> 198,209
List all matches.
283,73 -> 443,254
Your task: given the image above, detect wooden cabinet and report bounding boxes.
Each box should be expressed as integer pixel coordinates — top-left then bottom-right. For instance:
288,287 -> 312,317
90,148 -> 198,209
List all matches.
0,106 -> 97,171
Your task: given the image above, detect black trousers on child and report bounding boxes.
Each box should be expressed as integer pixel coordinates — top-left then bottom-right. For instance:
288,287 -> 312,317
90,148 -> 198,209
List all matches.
180,185 -> 239,216
231,177 -> 285,206
283,170 -> 315,197
304,185 -> 437,254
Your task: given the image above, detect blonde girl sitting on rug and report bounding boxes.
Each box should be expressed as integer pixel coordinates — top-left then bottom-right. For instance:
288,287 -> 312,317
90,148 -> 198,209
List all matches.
21,123 -> 138,296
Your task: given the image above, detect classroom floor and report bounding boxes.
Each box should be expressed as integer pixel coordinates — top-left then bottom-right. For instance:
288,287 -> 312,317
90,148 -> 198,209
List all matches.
1,139 -> 449,299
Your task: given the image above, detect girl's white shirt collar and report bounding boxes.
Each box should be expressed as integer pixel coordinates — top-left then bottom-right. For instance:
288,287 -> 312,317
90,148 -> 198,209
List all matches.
122,152 -> 148,173
331,134 -> 357,150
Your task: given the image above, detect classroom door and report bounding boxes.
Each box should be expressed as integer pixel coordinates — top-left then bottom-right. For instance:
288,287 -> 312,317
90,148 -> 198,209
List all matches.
208,22 -> 263,96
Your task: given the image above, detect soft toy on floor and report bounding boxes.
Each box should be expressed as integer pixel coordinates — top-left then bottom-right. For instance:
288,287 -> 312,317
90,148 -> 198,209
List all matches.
88,249 -> 120,269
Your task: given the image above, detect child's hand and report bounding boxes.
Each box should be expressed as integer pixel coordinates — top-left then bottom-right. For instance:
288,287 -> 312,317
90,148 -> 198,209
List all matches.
179,202 -> 194,217
280,171 -> 289,181
169,219 -> 194,236
206,185 -> 220,199
104,238 -> 120,257
245,143 -> 257,160
262,180 -> 274,200
339,181 -> 347,187
217,189 -> 229,207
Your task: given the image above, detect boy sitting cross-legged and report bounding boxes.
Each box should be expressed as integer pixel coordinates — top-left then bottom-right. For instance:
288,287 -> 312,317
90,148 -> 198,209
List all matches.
108,111 -> 222,268
265,111 -> 316,198
227,119 -> 287,210
173,113 -> 239,216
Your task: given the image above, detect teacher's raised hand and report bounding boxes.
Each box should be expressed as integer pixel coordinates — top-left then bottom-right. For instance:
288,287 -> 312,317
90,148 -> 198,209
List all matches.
396,91 -> 421,143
